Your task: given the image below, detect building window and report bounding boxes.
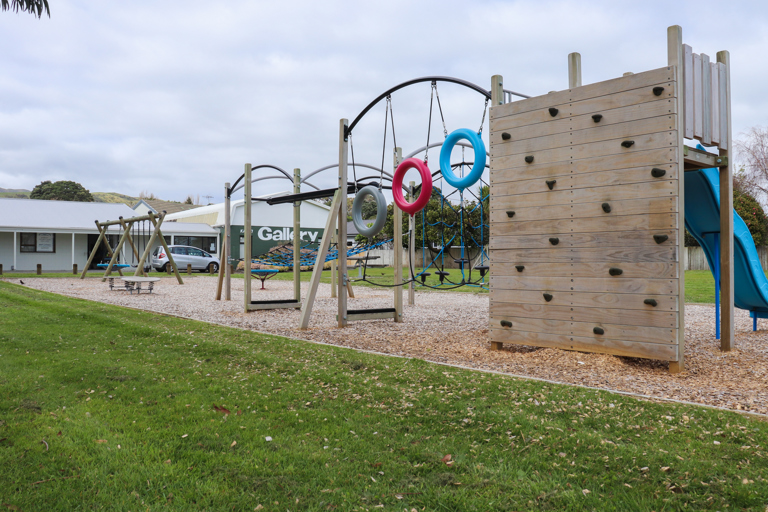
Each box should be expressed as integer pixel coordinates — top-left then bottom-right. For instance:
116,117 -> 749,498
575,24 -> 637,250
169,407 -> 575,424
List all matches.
173,236 -> 217,253
20,233 -> 55,253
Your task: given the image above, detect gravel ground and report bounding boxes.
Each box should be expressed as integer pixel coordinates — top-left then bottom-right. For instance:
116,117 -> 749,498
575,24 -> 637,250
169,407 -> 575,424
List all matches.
10,275 -> 768,416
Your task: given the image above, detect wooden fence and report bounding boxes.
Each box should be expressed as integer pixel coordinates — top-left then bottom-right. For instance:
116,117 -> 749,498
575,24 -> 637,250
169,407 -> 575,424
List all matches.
685,246 -> 768,271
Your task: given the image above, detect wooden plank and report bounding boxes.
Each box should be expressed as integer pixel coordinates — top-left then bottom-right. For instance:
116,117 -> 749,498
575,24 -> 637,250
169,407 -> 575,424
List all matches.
490,230 -> 679,250
701,53 -> 712,145
491,213 -> 676,236
490,302 -> 678,329
490,315 -> 676,345
718,61 -> 728,150
491,196 -> 677,223
490,289 -> 678,311
492,115 -> 677,158
491,130 -> 677,169
493,181 -> 678,208
693,52 -> 703,139
490,96 -> 677,143
347,311 -> 398,321
488,328 -> 678,360
491,67 -> 675,119
490,261 -> 678,279
491,276 -> 676,295
683,44 -> 694,139
492,163 -> 678,193
491,148 -> 678,180
248,301 -> 302,311
490,246 -> 676,263
710,62 -> 720,145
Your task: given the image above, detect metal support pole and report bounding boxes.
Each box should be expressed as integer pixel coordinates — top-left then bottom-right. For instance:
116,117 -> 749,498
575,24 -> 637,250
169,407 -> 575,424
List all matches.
338,119 -> 349,327
294,168 -> 302,303
244,164 -> 252,312
224,181 -> 231,300
393,147 -> 403,322
714,233 -> 721,340
408,180 -> 415,305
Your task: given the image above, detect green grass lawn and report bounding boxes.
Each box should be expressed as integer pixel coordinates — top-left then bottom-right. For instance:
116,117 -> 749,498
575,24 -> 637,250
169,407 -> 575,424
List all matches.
1,282 -> 767,510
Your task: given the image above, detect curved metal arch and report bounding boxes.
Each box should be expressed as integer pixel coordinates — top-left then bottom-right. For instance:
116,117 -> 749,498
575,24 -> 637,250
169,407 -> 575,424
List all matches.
248,175 -> 322,191
230,164 -> 294,196
301,162 -> 392,184
346,76 -> 492,137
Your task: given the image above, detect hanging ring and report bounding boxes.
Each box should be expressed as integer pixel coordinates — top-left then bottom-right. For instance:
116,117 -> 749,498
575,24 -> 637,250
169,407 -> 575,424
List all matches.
439,128 -> 486,191
392,158 -> 433,215
352,185 -> 387,237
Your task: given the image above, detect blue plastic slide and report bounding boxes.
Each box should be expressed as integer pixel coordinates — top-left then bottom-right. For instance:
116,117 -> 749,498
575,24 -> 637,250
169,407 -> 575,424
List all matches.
684,166 -> 768,328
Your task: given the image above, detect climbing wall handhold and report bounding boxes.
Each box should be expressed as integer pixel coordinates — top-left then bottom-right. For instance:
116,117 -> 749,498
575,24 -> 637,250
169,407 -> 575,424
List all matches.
546,180 -> 556,190
653,234 -> 669,244
515,265 -> 525,272
593,327 -> 605,335
500,320 -> 512,328
621,140 -> 635,148
651,168 -> 667,178
501,132 -> 511,140
525,156 -> 534,163
644,299 -> 658,307
549,237 -> 559,246
548,107 -> 559,117
543,293 -> 553,302
601,203 -> 612,213
592,114 -> 603,122
506,211 -> 515,218
653,86 -> 665,96
609,268 -> 623,276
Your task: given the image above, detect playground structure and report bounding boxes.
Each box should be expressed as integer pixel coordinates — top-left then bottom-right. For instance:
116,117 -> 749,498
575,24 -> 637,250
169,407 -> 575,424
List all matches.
80,211 -> 184,284
488,25 -> 736,373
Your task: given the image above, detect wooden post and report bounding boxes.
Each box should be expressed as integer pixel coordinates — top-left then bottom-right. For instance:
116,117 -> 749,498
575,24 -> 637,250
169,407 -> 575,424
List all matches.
717,49 -> 734,351
81,222 -> 106,279
72,264 -> 77,275
224,182 -> 232,301
393,147 -> 403,322
36,264 -> 41,275
209,262 -> 215,274
568,52 -> 582,88
338,119 -> 349,327
101,218 -> 132,281
491,75 -> 504,106
118,218 -> 144,276
146,211 -> 183,284
299,190 -> 342,330
330,230 -> 337,298
215,243 -> 226,300
408,180 -> 415,305
293,168 -> 302,303
0,264 -> 3,275
668,24 -> 686,373
187,264 -> 192,275
167,263 -> 172,275
243,163 -> 253,312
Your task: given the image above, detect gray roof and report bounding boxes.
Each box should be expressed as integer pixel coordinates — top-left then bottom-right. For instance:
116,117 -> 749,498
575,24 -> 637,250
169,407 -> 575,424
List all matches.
0,198 -> 216,235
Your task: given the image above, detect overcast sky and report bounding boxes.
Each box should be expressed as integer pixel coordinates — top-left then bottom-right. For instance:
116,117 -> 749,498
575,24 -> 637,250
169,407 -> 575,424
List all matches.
2,0 -> 768,204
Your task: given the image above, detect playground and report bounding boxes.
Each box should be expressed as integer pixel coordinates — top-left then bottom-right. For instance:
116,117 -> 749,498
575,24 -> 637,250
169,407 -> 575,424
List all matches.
17,275 -> 768,416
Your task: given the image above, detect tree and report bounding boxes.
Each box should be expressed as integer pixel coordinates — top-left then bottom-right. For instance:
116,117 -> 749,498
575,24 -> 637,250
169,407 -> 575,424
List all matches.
30,180 -> 94,202
1,0 -> 49,17
735,126 -> 768,207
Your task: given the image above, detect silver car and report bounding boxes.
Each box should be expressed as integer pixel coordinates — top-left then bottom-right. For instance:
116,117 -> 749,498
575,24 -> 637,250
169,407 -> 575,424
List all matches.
151,245 -> 220,273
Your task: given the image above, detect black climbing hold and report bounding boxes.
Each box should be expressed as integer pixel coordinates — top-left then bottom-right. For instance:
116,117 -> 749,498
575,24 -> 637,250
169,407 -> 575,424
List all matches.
644,299 -> 658,307
653,86 -> 665,96
653,234 -> 669,244
543,293 -> 553,302
506,211 -> 515,218
500,320 -> 513,328
609,268 -> 623,276
419,272 -> 431,284
621,140 -> 635,148
475,265 -> 489,277
651,168 -> 667,178
593,327 -> 605,335
501,132 -> 511,140
515,265 -> 525,272
548,107 -> 559,117
592,114 -> 603,122
525,156 -> 534,163
546,180 -> 556,190
549,237 -> 559,246
602,203 -> 612,213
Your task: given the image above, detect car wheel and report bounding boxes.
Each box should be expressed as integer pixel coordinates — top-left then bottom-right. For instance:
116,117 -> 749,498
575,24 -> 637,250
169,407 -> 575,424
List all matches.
211,263 -> 219,273
160,263 -> 167,272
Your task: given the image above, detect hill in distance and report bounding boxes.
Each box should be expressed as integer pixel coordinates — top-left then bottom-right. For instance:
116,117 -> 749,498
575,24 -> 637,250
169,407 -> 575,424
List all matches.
0,188 -> 144,206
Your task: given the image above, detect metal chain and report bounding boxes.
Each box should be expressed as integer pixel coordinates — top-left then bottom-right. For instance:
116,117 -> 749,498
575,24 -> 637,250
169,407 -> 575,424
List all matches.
434,82 -> 448,138
477,98 -> 489,134
349,133 -> 358,193
425,83 -> 435,164
379,96 -> 390,190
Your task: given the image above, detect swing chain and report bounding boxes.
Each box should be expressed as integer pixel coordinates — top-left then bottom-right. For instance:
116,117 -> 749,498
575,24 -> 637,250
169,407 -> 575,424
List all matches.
433,82 -> 448,138
349,133 -> 358,193
477,98 -> 489,135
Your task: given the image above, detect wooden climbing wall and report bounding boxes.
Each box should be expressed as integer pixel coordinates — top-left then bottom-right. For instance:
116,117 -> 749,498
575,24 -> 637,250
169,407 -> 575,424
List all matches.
488,66 -> 682,363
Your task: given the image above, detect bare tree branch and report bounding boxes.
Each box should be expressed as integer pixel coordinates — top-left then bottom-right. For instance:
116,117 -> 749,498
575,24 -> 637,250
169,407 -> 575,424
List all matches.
1,0 -> 50,18
735,126 -> 768,207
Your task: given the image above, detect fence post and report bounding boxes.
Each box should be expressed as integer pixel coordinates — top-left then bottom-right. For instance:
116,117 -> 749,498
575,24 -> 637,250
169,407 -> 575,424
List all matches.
187,264 -> 192,275
73,264 -> 78,275
37,264 -> 42,275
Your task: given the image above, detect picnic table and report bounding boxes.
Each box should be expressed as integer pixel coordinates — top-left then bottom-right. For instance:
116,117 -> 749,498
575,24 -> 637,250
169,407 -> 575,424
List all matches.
120,276 -> 160,294
251,269 -> 279,290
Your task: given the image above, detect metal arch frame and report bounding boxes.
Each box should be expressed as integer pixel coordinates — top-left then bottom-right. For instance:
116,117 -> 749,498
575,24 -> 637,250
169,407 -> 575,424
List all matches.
503,88 -> 531,101
404,141 -> 490,160
302,162 -> 391,185
345,76 -> 493,139
229,164 -> 294,197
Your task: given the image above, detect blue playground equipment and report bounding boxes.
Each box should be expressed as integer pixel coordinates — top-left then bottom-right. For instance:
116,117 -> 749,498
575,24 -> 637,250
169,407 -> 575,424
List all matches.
684,164 -> 768,336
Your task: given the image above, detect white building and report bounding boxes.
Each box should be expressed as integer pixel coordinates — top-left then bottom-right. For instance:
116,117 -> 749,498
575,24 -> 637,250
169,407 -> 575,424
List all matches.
0,198 -> 218,272
164,193 -> 331,260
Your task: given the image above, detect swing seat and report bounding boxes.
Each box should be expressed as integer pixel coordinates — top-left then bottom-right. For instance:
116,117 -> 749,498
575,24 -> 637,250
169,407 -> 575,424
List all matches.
435,271 -> 450,283
474,265 -> 489,277
453,258 -> 470,270
418,272 -> 431,284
